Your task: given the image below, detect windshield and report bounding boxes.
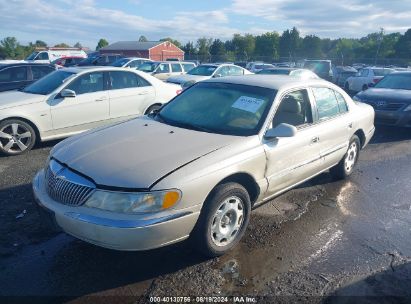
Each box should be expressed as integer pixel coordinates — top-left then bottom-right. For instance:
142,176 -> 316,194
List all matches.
111,58 -> 130,67
23,70 -> 75,95
26,52 -> 39,60
187,65 -> 217,76
138,62 -> 158,72
156,82 -> 276,136
258,69 -> 290,75
374,74 -> 411,90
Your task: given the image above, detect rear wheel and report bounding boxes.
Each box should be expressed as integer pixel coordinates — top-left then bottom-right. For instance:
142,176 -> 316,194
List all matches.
330,135 -> 360,180
191,182 -> 251,257
144,104 -> 161,115
362,84 -> 368,91
0,119 -> 36,156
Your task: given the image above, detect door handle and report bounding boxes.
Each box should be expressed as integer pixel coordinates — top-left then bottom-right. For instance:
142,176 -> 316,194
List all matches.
348,122 -> 353,129
311,136 -> 320,143
138,91 -> 149,95
95,97 -> 107,102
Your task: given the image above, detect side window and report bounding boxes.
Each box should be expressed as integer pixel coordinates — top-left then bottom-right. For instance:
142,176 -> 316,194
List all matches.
107,56 -> 118,63
360,69 -> 369,77
182,63 -> 195,72
171,63 -> 182,72
127,60 -> 139,68
31,66 -> 53,80
110,71 -> 151,89
96,56 -> 107,65
334,91 -> 349,113
66,72 -> 104,95
37,52 -> 49,60
272,89 -> 313,128
157,64 -> 170,73
229,66 -> 244,76
0,67 -> 27,82
216,66 -> 230,77
312,87 -> 340,120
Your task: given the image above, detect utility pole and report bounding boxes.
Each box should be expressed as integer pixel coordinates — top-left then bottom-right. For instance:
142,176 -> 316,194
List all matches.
375,28 -> 384,66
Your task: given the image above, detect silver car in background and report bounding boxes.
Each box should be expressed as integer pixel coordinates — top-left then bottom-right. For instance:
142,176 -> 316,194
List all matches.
33,75 -> 375,257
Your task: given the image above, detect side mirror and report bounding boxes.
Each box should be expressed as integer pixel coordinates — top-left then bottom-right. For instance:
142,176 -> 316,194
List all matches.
264,123 -> 297,140
61,89 -> 76,98
213,73 -> 222,78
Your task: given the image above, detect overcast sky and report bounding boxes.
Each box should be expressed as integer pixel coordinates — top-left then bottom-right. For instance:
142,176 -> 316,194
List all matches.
1,0 -> 410,48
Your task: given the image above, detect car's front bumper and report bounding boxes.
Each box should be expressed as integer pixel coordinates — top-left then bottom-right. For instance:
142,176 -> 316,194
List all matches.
32,170 -> 200,251
375,110 -> 411,128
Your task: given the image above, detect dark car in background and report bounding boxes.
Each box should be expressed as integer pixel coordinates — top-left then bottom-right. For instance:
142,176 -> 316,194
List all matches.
77,53 -> 124,66
353,71 -> 411,127
333,66 -> 358,87
303,59 -> 333,81
257,67 -> 319,79
0,63 -> 56,92
51,57 -> 85,68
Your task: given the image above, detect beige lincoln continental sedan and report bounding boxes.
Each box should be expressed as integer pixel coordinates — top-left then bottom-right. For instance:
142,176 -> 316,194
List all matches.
33,75 -> 375,257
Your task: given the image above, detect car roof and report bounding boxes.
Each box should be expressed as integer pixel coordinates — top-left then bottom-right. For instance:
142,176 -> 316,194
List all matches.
265,67 -> 297,71
0,62 -> 54,68
204,74 -> 332,90
62,66 -> 138,73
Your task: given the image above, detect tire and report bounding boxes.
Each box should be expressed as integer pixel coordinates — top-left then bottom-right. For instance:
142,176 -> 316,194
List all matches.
144,104 -> 162,115
330,135 -> 360,180
0,119 -> 36,156
191,182 -> 251,257
362,84 -> 368,91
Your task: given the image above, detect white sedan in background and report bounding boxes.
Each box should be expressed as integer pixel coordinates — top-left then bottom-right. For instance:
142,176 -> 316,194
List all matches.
0,67 -> 180,155
345,67 -> 395,92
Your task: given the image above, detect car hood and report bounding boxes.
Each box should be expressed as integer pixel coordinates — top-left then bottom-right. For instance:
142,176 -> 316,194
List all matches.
167,74 -> 210,84
52,116 -> 240,189
0,90 -> 45,110
357,88 -> 411,104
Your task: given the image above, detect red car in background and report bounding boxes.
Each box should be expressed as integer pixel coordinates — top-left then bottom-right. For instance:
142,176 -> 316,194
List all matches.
51,56 -> 85,68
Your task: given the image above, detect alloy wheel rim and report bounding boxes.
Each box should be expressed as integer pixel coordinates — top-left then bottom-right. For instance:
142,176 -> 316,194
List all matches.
344,142 -> 358,172
0,123 -> 32,154
210,196 -> 244,247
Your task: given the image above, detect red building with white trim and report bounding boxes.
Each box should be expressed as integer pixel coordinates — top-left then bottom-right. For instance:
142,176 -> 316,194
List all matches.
99,41 -> 184,61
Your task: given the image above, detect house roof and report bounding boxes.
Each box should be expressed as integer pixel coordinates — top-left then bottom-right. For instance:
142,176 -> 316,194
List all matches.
100,41 -> 172,51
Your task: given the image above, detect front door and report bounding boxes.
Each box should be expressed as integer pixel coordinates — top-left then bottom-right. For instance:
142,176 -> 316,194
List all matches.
263,89 -> 322,196
50,71 -> 110,134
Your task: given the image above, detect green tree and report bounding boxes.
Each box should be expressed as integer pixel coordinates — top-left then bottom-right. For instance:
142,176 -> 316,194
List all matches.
395,29 -> 411,58
210,39 -> 226,61
1,37 -> 19,58
73,42 -> 82,48
232,34 -> 255,60
54,43 -> 70,48
182,41 -> 196,57
301,35 -> 322,58
196,37 -> 212,62
35,40 -> 47,47
254,32 -> 280,60
279,27 -> 301,59
138,35 -> 148,42
96,38 -> 109,50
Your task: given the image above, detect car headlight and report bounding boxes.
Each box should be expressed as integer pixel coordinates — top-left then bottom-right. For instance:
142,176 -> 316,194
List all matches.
404,104 -> 411,111
85,189 -> 181,213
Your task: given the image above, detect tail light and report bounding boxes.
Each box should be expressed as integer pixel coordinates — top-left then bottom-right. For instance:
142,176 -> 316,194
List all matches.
176,89 -> 182,95
373,78 -> 380,84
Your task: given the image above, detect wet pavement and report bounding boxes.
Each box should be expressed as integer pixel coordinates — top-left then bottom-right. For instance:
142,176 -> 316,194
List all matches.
0,126 -> 411,303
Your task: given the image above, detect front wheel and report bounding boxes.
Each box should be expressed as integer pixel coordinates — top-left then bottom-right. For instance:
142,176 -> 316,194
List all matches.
0,119 -> 36,156
191,182 -> 251,257
330,135 -> 360,180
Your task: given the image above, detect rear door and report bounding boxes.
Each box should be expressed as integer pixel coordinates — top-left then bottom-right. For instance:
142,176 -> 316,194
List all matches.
50,71 -> 110,133
310,87 -> 351,170
0,66 -> 29,91
263,88 -> 322,195
170,63 -> 184,77
108,70 -> 155,121
154,63 -> 171,80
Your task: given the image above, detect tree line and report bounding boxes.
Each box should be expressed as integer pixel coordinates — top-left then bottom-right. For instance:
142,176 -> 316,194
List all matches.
1,27 -> 411,65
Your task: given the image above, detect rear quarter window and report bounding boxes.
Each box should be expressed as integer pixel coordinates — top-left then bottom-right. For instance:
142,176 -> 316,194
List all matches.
312,87 -> 341,120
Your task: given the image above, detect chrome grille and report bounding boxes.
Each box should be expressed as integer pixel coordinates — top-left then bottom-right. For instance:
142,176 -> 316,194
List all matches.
371,102 -> 405,111
45,160 -> 95,206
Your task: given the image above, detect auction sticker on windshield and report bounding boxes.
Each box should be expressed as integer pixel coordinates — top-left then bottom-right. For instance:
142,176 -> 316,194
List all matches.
232,96 -> 265,113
